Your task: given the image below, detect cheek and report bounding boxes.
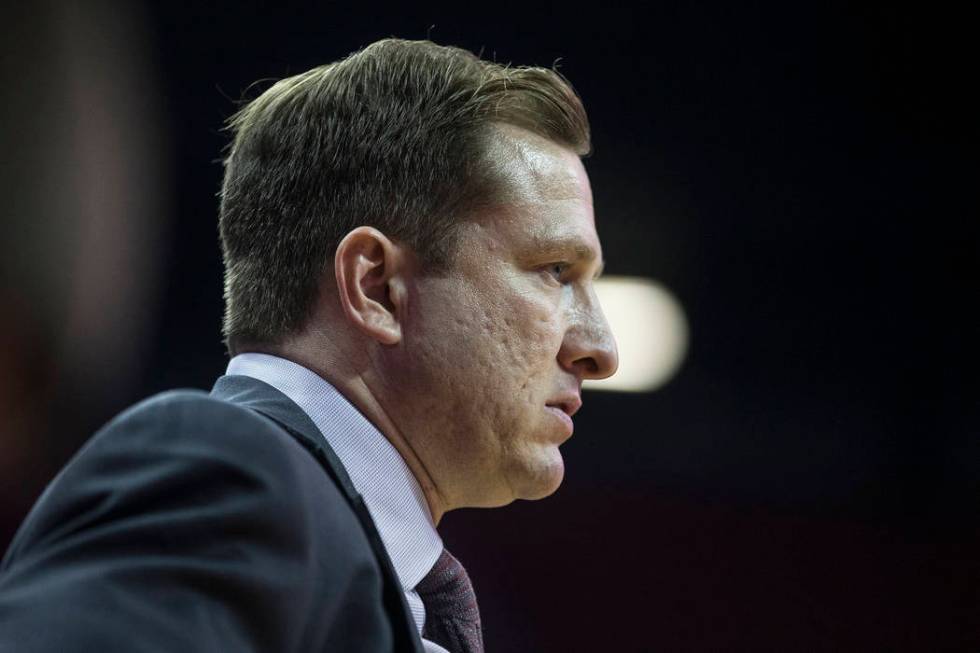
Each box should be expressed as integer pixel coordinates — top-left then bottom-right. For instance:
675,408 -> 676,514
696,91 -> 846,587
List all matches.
405,279 -> 503,385
488,294 -> 563,384
407,275 -> 563,402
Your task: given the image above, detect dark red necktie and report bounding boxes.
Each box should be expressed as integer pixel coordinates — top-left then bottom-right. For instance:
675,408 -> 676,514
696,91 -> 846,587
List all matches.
415,548 -> 484,653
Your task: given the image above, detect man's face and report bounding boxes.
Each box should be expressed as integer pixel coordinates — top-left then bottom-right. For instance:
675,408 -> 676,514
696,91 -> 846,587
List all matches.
384,125 -> 618,510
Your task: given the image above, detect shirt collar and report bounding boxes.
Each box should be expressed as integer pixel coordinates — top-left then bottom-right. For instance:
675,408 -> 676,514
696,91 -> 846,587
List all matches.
226,352 -> 443,591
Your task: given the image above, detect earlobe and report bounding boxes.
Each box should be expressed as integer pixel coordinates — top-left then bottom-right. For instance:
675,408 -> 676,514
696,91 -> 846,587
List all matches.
334,227 -> 405,346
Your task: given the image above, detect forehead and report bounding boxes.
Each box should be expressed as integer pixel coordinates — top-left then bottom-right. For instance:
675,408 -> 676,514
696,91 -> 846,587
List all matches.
484,124 -> 594,206
477,124 -> 600,254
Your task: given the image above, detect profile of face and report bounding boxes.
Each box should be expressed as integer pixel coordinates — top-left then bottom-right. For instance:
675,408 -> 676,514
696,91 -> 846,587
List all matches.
384,124 -> 618,511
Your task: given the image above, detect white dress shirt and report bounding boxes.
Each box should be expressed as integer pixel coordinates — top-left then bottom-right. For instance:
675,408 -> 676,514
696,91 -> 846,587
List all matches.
226,353 -> 449,653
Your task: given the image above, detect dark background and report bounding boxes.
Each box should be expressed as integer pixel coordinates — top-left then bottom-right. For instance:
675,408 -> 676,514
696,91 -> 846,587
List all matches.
1,1 -> 976,650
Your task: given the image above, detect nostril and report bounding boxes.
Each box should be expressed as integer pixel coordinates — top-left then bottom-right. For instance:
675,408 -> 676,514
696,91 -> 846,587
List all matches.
592,345 -> 619,380
557,328 -> 619,380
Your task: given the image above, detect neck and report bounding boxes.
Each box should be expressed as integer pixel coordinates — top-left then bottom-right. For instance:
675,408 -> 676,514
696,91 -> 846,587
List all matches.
272,340 -> 451,525
337,373 -> 451,525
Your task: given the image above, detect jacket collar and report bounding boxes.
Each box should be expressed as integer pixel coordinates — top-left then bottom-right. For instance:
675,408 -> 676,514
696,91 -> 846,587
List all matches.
211,373 -> 360,499
210,374 -> 425,653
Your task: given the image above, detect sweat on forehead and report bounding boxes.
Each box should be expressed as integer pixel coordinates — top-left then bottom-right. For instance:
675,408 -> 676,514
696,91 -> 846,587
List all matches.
479,123 -> 592,207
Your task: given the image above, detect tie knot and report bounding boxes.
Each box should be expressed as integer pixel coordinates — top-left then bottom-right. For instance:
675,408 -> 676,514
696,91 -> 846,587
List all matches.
416,548 -> 483,653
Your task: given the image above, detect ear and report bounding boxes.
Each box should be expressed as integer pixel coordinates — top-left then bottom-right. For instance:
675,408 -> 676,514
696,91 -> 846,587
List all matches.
333,227 -> 410,346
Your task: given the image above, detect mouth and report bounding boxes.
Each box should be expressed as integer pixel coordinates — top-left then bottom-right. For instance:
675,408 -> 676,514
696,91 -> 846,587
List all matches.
545,394 -> 582,439
544,406 -> 574,438
546,394 -> 582,418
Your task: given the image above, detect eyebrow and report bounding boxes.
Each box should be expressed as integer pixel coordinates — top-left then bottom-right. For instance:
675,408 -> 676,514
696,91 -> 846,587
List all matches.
532,235 -> 605,278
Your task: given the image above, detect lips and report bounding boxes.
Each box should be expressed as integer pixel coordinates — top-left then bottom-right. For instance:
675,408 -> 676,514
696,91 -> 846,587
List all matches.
545,405 -> 575,438
546,393 -> 582,418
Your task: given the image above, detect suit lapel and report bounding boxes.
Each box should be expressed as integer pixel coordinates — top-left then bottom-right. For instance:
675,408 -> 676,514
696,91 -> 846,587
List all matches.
211,374 -> 425,653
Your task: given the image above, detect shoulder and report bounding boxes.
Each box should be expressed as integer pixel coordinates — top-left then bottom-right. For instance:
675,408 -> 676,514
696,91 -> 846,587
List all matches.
0,390 -> 393,650
81,388 -> 321,488
64,389 -> 320,503
99,387 -> 278,447
6,389 -> 369,568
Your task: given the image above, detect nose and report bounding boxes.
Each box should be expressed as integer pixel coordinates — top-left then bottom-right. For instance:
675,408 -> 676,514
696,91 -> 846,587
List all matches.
557,289 -> 619,381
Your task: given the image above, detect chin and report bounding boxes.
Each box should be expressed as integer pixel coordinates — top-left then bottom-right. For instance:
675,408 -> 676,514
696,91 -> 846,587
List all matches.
515,454 -> 566,501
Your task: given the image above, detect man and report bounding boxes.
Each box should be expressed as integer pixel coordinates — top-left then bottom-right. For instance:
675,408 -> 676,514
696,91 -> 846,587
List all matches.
0,38 -> 617,652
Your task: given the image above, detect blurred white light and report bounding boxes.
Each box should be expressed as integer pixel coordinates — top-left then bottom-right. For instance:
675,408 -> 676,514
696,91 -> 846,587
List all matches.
584,276 -> 689,393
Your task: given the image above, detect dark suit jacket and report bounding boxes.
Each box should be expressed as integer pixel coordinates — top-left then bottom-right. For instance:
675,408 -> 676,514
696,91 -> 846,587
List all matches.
0,375 -> 425,652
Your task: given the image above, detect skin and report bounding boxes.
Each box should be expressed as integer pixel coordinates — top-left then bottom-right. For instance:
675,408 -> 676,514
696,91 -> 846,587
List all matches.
277,124 -> 618,524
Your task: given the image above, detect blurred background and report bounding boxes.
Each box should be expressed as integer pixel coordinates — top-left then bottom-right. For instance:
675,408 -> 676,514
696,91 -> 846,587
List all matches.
1,1 -> 976,650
